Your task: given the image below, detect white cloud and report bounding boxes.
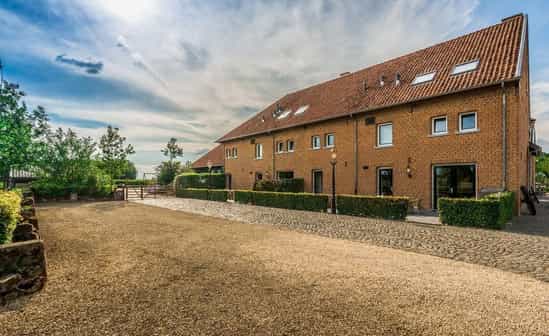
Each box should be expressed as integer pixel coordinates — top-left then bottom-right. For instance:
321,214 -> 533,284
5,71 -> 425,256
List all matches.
6,0 -> 481,174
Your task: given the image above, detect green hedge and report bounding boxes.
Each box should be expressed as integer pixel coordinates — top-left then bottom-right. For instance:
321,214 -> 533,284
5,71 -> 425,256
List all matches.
0,191 -> 22,244
253,178 -> 305,193
176,188 -> 228,202
113,179 -> 155,186
438,192 -> 515,229
174,173 -> 225,191
235,191 -> 328,212
337,195 -> 409,220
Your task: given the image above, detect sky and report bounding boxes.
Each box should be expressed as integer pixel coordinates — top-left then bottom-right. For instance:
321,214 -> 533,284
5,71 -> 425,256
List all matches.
1,0 -> 549,176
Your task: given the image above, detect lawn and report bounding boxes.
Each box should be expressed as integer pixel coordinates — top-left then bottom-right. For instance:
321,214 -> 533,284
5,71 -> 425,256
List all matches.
1,201 -> 548,335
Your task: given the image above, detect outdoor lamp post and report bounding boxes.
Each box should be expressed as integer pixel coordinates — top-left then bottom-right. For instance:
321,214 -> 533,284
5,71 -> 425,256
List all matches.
330,150 -> 337,214
207,160 -> 213,192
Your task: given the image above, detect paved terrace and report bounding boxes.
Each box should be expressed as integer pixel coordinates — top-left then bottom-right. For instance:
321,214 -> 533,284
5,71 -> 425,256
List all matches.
137,197 -> 549,282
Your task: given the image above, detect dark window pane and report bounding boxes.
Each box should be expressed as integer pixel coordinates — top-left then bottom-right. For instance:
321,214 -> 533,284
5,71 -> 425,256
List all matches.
461,114 -> 476,130
378,168 -> 393,196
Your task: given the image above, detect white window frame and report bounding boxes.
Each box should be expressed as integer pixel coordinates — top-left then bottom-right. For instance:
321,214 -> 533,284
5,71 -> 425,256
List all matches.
232,147 -> 238,158
325,133 -> 335,148
377,167 -> 393,196
451,60 -> 479,75
226,149 -> 231,159
311,135 -> 321,150
431,116 -> 448,135
276,141 -> 285,153
411,71 -> 436,85
287,140 -> 295,152
255,143 -> 263,159
459,112 -> 478,133
377,122 -> 393,147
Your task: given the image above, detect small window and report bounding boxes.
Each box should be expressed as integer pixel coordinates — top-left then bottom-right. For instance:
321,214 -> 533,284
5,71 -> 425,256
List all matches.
232,147 -> 238,158
411,71 -> 436,85
294,105 -> 309,115
377,123 -> 393,147
277,171 -> 294,179
451,60 -> 479,75
276,141 -> 285,153
432,116 -> 448,135
277,109 -> 291,119
459,112 -> 477,133
255,143 -> 263,159
311,135 -> 321,149
378,168 -> 393,196
287,140 -> 295,152
226,149 -> 231,159
325,133 -> 335,148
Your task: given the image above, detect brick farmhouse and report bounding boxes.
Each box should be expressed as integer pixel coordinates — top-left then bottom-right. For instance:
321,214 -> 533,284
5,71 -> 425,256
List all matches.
215,14 -> 540,211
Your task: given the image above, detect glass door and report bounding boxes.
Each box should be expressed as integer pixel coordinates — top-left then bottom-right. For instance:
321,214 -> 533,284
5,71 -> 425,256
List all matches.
433,165 -> 476,208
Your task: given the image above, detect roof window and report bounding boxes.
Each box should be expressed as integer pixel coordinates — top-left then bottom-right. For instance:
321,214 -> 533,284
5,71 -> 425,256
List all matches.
451,60 -> 479,75
294,105 -> 309,115
277,109 -> 292,119
411,71 -> 436,85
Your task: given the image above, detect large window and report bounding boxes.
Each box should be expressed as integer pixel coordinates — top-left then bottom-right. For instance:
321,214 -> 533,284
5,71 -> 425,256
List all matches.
287,140 -> 295,152
432,116 -> 448,135
311,135 -> 321,149
325,133 -> 335,148
255,143 -> 263,159
377,123 -> 393,147
377,168 -> 393,196
459,112 -> 477,133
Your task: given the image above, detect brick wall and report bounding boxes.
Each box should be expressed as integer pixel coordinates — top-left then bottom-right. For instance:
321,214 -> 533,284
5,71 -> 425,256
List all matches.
224,84 -> 528,210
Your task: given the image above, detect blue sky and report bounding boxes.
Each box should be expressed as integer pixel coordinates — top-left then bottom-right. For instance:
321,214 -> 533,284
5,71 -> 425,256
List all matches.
2,0 -> 548,175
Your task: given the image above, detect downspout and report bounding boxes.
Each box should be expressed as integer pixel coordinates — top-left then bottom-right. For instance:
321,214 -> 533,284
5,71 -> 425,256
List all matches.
353,115 -> 358,194
501,82 -> 507,190
271,133 -> 275,180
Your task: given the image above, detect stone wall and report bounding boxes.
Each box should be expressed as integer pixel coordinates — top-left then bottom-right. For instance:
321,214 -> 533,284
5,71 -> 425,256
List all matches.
0,193 -> 47,304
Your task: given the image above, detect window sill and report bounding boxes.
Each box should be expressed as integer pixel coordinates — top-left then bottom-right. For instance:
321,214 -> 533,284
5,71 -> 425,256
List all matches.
275,151 -> 286,155
456,129 -> 479,135
288,150 -> 295,153
325,146 -> 335,149
254,157 -> 263,160
375,144 -> 393,149
429,132 -> 449,138
311,147 -> 321,151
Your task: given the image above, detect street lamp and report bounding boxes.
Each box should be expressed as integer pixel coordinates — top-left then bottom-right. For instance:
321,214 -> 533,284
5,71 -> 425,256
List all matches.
207,160 -> 213,193
330,150 -> 337,214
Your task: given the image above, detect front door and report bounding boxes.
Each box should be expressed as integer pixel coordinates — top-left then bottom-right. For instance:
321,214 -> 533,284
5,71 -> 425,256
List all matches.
433,165 -> 476,208
312,170 -> 323,193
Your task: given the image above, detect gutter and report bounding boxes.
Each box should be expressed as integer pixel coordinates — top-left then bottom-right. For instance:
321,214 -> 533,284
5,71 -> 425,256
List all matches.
217,78 -> 521,143
353,115 -> 358,194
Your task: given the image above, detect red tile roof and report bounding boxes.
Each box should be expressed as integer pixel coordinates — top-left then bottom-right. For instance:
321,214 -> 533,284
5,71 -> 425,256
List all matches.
192,145 -> 224,169
218,14 -> 526,142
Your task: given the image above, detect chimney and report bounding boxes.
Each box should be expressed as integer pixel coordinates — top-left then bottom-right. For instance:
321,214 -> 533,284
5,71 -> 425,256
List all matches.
395,73 -> 401,86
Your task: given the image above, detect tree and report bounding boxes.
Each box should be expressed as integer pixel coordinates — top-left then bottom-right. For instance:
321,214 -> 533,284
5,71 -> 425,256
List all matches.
97,126 -> 135,179
161,137 -> 183,162
536,153 -> 549,186
0,82 -> 49,189
120,161 -> 138,179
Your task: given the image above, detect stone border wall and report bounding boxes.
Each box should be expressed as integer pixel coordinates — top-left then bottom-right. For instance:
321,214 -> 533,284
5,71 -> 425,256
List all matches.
0,193 -> 47,304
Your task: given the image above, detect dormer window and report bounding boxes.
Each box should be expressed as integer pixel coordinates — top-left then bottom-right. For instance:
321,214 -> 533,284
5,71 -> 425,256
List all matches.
379,75 -> 386,86
411,71 -> 436,85
451,60 -> 479,75
395,73 -> 401,86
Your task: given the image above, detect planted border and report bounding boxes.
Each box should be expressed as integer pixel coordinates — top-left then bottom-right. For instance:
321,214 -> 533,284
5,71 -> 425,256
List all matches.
0,191 -> 22,245
337,194 -> 409,220
176,188 -> 228,202
235,190 -> 328,212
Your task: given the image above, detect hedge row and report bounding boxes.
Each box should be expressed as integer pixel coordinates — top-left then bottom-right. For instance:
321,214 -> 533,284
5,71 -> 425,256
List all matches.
337,195 -> 409,220
253,178 -> 305,193
174,173 -> 225,190
176,188 -> 228,202
0,191 -> 22,244
235,190 -> 328,212
113,179 -> 155,186
439,192 -> 515,229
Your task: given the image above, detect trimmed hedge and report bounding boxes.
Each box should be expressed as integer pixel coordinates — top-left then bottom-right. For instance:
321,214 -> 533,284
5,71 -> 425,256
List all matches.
113,179 -> 155,186
235,190 -> 328,212
337,195 -> 409,220
176,188 -> 228,202
0,191 -> 22,244
174,173 -> 225,190
438,192 -> 515,229
253,178 -> 305,193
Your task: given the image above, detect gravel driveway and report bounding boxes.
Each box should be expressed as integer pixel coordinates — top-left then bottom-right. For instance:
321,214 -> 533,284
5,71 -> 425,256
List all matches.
138,197 -> 549,282
1,201 -> 548,335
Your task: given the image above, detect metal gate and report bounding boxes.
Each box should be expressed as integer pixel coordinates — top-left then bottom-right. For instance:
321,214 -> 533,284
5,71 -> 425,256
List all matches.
122,184 -> 172,200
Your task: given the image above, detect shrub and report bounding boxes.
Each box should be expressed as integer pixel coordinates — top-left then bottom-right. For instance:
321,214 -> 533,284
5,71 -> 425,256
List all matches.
253,178 -> 305,193
337,195 -> 409,220
438,192 -> 514,229
113,179 -> 155,186
176,188 -> 228,202
0,191 -> 22,244
239,191 -> 327,212
174,173 -> 225,190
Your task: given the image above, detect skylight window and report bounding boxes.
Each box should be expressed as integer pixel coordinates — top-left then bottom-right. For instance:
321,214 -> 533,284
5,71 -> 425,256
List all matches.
294,105 -> 309,115
277,109 -> 292,119
451,60 -> 479,75
411,72 -> 436,85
